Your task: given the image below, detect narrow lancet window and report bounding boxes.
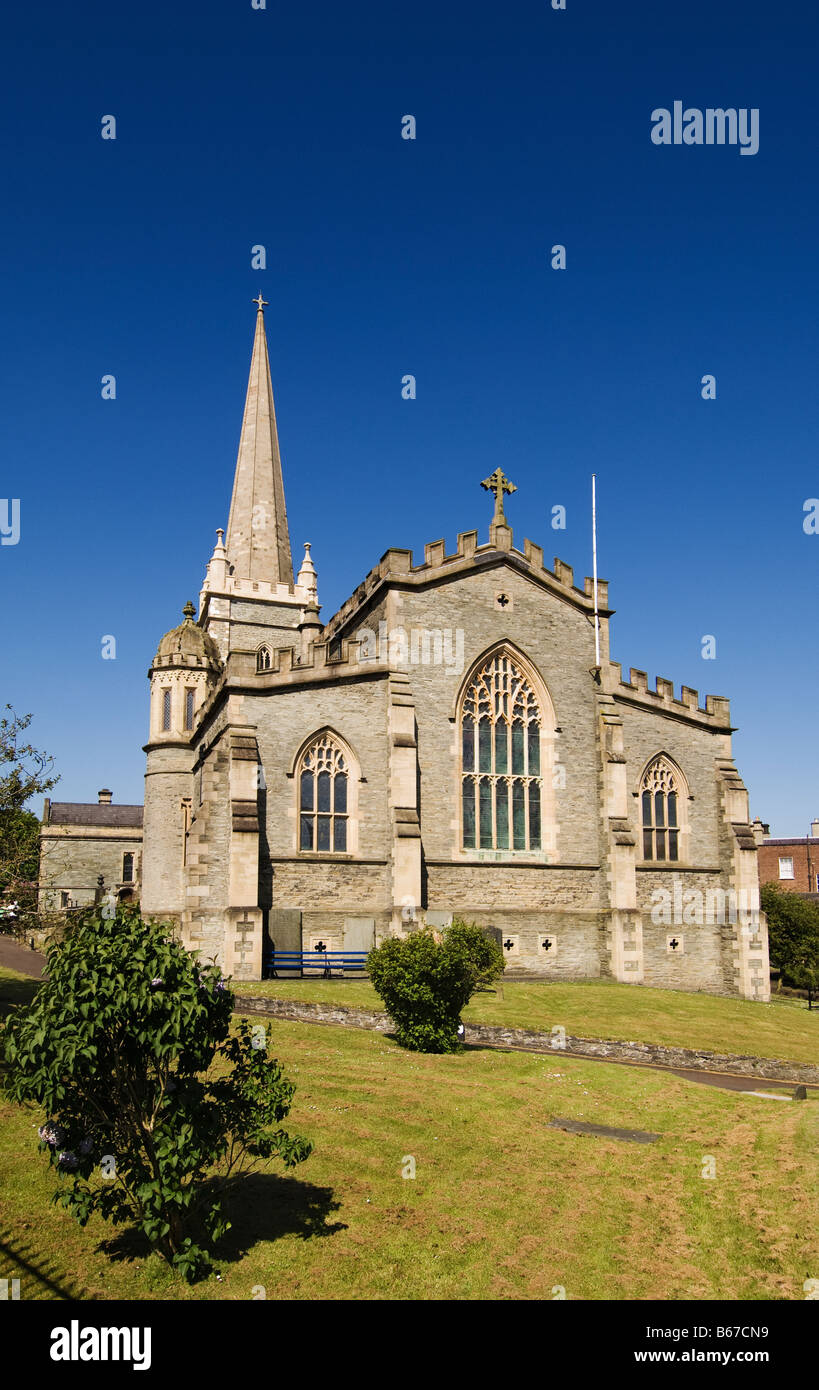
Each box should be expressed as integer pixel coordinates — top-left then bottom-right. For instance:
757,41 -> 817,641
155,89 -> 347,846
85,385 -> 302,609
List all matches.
298,734 -> 350,853
640,757 -> 681,862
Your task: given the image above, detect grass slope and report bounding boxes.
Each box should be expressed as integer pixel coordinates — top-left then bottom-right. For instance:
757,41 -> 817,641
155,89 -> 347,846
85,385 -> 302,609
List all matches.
233,976 -> 819,1066
1,967 -> 817,1301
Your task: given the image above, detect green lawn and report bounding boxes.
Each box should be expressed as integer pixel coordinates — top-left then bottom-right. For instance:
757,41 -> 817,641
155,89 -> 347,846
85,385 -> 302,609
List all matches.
1,965 -> 817,1300
233,975 -> 819,1066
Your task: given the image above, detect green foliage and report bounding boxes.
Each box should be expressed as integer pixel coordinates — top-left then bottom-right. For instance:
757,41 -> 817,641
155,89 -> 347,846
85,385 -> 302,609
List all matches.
367,918 -> 505,1053
0,708 -> 58,933
0,807 -> 40,899
761,882 -> 819,1001
0,907 -> 311,1282
0,706 -> 59,814
0,806 -> 40,876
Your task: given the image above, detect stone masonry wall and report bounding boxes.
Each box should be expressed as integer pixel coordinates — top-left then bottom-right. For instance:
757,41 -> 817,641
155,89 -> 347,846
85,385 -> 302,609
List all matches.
394,564 -> 602,866
236,995 -> 819,1084
39,831 -> 143,909
250,674 -> 391,863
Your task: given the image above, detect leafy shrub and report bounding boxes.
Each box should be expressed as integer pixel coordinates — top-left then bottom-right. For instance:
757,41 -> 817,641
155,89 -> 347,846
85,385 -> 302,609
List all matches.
761,882 -> 819,1004
366,917 -> 504,1053
1,907 -> 311,1282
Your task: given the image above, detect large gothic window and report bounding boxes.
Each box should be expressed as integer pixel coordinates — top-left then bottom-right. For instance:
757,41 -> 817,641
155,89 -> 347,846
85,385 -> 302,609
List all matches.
298,734 -> 349,853
461,653 -> 543,851
640,757 -> 680,861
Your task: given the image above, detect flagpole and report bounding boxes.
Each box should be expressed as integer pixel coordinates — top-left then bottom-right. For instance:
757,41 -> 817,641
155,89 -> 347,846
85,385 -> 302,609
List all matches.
592,474 -> 601,668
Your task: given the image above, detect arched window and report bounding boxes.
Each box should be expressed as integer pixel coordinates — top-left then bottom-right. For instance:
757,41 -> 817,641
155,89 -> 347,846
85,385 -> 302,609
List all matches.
640,757 -> 680,861
298,734 -> 350,853
460,652 -> 543,851
256,646 -> 272,672
122,853 -> 134,883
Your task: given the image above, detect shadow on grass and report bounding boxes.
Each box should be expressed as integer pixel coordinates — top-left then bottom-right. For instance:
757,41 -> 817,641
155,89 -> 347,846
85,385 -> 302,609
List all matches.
215,1172 -> 346,1261
0,1224 -> 83,1300
0,974 -> 42,1016
98,1172 -> 346,1274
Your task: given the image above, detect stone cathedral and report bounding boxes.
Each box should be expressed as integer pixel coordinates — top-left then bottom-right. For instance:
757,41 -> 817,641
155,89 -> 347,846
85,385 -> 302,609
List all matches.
136,299 -> 768,1000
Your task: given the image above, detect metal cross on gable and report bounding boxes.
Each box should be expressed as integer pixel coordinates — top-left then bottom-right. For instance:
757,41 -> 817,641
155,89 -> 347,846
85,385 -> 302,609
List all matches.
481,468 -> 517,525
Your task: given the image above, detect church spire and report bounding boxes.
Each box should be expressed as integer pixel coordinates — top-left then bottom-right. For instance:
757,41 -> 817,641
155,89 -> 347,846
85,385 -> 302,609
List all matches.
224,296 -> 294,586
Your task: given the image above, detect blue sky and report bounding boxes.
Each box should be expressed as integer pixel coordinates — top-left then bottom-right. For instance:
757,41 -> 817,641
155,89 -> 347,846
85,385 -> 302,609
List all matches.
1,0 -> 817,835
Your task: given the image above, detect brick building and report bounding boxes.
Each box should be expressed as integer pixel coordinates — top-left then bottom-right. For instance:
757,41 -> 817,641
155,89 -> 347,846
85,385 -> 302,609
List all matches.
754,818 -> 819,896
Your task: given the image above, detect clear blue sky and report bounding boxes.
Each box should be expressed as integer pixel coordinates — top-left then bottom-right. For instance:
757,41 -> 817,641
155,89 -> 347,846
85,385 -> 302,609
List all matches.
2,0 -> 817,836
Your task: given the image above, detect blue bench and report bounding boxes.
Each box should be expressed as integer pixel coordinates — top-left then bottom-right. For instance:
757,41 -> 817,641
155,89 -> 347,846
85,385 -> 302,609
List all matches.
264,950 -> 369,979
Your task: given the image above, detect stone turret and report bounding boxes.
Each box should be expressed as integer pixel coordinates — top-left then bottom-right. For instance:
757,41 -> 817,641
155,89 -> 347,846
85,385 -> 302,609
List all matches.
148,601 -> 222,742
141,603 -> 223,924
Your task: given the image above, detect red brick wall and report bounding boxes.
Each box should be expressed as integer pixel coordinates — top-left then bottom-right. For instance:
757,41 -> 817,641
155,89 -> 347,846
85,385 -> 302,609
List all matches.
758,842 -> 819,894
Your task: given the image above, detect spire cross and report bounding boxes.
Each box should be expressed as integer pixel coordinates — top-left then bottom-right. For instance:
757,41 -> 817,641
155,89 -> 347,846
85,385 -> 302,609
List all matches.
253,293 -> 268,313
481,468 -> 517,523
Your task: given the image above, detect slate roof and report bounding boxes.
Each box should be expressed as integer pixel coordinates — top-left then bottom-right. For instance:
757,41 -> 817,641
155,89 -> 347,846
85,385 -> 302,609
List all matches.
762,837 -> 819,847
46,803 -> 143,829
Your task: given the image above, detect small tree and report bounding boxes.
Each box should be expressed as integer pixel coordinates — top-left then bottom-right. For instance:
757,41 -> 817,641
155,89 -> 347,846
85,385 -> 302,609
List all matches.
367,918 -> 505,1053
1,907 -> 311,1282
0,707 -> 59,938
760,882 -> 819,1006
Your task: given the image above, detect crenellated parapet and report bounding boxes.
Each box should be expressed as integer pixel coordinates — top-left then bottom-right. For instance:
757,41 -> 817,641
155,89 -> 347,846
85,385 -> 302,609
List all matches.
191,635 -> 390,736
608,662 -> 732,728
227,637 -> 384,682
323,527 -> 611,641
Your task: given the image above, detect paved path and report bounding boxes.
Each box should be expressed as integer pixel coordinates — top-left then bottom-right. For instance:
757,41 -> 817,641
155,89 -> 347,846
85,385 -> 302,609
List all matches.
493,1042 -> 818,1096
668,1065 -> 817,1095
0,936 -> 46,979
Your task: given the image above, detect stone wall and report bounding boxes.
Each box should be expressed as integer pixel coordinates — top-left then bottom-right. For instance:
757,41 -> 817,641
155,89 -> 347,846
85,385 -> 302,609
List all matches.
252,673 -> 391,862
395,564 -> 602,866
39,830 -> 143,909
236,995 -> 819,1084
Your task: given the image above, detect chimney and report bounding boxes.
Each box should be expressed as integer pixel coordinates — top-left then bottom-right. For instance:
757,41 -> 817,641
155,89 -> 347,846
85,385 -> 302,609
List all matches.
98,789 -> 113,805
751,817 -> 769,846
811,819 -> 819,840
